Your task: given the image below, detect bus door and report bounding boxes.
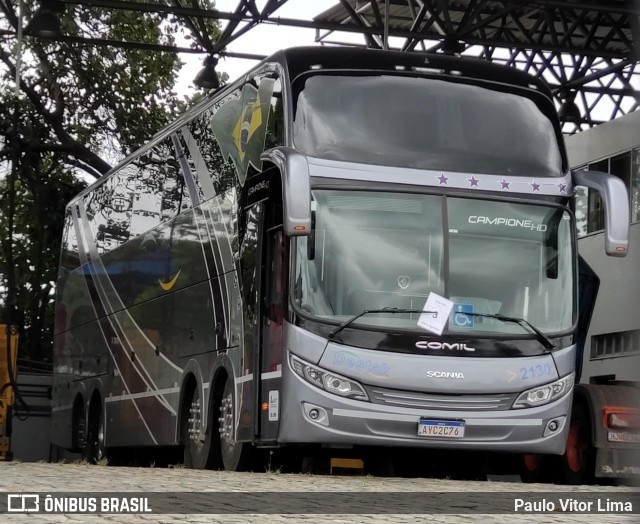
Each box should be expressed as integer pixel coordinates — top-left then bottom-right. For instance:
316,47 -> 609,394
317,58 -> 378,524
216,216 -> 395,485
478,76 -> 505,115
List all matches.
237,168 -> 284,444
257,226 -> 286,442
236,199 -> 264,444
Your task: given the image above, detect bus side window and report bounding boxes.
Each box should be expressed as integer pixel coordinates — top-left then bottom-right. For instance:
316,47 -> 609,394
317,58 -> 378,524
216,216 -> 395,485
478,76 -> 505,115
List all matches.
187,92 -> 240,196
265,77 -> 284,150
84,176 -> 132,256
60,211 -> 80,269
131,139 -> 178,237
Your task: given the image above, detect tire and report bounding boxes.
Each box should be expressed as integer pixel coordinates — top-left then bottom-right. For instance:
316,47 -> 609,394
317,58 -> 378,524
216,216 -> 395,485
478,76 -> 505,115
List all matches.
182,383 -> 215,469
71,399 -> 86,453
560,403 -> 595,485
520,454 -> 550,483
83,399 -> 106,464
214,376 -> 252,471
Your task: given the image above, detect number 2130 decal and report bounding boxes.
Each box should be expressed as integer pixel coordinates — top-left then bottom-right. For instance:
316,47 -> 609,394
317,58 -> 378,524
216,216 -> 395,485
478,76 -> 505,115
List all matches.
520,364 -> 552,380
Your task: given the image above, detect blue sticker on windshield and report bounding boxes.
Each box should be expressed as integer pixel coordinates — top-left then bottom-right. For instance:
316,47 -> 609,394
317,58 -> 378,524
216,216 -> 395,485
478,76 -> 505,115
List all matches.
452,304 -> 474,328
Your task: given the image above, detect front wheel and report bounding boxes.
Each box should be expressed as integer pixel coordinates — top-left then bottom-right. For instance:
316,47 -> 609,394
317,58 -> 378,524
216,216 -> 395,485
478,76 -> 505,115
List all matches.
520,454 -> 551,483
560,403 -> 595,485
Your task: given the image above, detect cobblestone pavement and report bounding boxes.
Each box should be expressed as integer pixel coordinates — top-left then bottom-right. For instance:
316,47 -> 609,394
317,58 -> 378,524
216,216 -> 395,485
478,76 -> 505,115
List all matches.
0,462 -> 638,524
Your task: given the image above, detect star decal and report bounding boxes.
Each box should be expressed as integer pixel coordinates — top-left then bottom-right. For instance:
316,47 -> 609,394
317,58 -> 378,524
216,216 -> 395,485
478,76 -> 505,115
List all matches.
558,183 -> 568,194
437,173 -> 449,185
468,176 -> 479,188
500,179 -> 510,190
531,181 -> 541,192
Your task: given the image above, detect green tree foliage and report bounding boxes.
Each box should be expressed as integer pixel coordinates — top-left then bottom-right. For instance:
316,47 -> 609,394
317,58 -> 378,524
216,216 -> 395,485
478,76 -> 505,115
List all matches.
0,128 -> 86,364
0,0 -> 221,364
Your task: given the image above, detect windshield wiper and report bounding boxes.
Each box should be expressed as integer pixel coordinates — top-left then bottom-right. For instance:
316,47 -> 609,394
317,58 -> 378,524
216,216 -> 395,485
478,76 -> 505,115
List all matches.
453,311 -> 555,351
328,308 -> 437,342
327,308 -> 555,351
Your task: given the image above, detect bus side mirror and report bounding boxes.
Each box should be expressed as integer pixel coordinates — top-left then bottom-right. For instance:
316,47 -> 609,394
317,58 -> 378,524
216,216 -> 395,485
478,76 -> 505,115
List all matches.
261,147 -> 311,236
572,170 -> 629,257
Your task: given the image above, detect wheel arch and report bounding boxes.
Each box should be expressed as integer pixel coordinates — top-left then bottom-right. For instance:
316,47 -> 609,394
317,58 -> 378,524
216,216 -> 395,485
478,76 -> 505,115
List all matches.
87,388 -> 104,436
177,371 -> 198,445
88,388 -> 102,411
572,385 -> 595,445
177,358 -> 208,444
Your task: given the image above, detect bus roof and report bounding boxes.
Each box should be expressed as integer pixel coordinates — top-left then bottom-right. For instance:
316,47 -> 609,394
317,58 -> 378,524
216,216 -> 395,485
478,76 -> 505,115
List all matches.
271,46 -> 555,101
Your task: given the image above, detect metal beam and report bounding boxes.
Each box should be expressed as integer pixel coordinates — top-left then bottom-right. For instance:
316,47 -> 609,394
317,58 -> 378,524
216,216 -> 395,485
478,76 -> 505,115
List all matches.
24,32 -> 266,58
531,0 -> 640,16
560,58 -> 635,89
52,0 -> 634,59
17,0 -> 637,128
338,0 -> 380,48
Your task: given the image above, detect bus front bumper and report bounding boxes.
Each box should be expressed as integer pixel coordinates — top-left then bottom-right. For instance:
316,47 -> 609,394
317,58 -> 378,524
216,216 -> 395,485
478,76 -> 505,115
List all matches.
278,365 -> 572,455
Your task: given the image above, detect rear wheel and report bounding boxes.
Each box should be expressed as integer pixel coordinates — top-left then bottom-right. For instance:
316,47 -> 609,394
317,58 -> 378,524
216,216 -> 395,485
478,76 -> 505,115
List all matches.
83,399 -> 106,464
560,403 -> 594,485
182,384 -> 214,469
71,398 -> 85,453
215,376 -> 252,471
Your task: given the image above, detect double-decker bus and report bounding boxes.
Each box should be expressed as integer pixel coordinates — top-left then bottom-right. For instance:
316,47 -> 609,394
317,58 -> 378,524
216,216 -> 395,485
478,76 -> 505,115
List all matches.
51,47 -> 629,473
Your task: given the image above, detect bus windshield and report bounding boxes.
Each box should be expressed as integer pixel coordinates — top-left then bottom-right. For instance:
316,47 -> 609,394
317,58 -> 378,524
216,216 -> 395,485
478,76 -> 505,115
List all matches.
294,191 -> 575,337
293,73 -> 563,177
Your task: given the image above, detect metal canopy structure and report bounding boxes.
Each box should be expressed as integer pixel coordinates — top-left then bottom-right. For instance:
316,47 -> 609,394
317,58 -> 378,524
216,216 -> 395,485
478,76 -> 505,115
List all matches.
11,0 -> 640,131
312,0 -> 639,131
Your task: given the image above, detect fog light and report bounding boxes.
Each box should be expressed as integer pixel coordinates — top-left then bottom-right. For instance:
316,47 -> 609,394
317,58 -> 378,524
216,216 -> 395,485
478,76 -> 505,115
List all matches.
302,403 -> 329,427
543,416 -> 565,437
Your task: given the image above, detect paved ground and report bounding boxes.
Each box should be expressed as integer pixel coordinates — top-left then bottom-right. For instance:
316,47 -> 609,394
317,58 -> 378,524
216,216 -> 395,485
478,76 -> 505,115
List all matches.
0,462 -> 638,523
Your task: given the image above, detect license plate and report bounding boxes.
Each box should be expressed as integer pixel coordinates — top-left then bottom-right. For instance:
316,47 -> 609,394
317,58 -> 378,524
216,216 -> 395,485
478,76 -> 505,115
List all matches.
608,431 -> 640,443
418,419 -> 465,438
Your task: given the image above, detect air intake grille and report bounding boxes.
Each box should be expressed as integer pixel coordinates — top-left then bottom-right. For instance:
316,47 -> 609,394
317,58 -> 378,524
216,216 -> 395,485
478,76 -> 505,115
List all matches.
368,386 -> 516,411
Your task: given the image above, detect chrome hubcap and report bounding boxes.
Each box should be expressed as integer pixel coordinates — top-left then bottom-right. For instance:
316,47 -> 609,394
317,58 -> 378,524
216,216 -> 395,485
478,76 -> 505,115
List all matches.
187,398 -> 202,443
218,395 -> 234,444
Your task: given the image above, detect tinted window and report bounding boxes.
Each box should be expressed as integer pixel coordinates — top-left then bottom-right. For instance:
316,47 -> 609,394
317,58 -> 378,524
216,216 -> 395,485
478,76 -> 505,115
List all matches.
293,74 -> 563,177
60,210 -> 80,269
207,73 -> 280,188
130,139 -> 182,238
295,191 -> 575,336
99,172 -> 134,252
84,173 -> 133,255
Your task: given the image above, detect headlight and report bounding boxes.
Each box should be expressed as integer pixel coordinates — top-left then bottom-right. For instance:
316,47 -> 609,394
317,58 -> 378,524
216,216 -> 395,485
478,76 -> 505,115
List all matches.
290,354 -> 368,401
513,373 -> 574,409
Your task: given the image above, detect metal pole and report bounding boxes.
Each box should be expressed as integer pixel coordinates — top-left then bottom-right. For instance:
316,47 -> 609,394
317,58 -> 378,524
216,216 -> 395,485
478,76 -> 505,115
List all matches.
14,0 -> 23,96
384,0 -> 389,50
6,0 -> 23,367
